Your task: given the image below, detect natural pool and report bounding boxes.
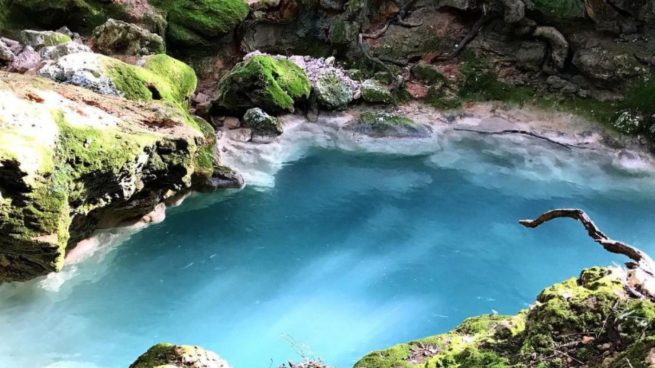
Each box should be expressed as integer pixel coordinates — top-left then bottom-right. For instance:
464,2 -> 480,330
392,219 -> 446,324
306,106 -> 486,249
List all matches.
2,134 -> 655,367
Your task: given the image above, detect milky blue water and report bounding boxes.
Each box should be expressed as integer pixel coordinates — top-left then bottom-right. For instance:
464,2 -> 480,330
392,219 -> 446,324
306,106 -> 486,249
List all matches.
2,146 -> 655,368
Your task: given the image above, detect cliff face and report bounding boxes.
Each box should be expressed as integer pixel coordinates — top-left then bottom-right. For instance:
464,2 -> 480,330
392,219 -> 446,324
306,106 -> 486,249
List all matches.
0,71 -> 218,282
355,267 -> 655,368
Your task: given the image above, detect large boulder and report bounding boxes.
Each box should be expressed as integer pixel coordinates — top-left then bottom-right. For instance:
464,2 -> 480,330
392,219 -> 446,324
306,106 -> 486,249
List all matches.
39,53 -> 197,105
151,0 -> 250,46
314,72 -> 354,110
214,54 -> 311,113
92,19 -> 165,56
0,71 -> 220,283
355,267 -> 655,368
131,343 -> 230,368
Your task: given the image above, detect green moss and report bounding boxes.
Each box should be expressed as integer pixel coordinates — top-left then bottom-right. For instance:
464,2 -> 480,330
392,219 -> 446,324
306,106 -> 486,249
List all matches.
216,55 -> 311,113
6,0 -> 130,31
361,79 -> 394,104
532,0 -> 585,18
608,337 -> 655,368
104,55 -> 196,105
151,0 -> 249,46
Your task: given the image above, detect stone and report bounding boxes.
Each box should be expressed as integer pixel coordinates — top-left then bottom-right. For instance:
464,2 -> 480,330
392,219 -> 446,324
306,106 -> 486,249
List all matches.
361,79 -> 393,104
242,107 -> 283,137
533,26 -> 569,70
411,63 -> 445,84
0,40 -> 14,62
9,46 -> 41,73
248,0 -> 281,10
20,30 -> 71,49
130,343 -> 230,368
572,47 -> 645,83
40,41 -> 92,61
0,38 -> 23,55
214,54 -> 311,113
92,19 -> 165,56
344,112 -> 432,138
314,72 -> 354,110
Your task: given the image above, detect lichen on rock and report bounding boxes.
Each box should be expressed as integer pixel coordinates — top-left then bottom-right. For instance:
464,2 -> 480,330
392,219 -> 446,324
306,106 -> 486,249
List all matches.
355,267 -> 655,368
344,112 -> 431,138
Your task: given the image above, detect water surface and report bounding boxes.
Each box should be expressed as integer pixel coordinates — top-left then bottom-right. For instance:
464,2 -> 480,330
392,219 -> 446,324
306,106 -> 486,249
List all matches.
2,146 -> 655,368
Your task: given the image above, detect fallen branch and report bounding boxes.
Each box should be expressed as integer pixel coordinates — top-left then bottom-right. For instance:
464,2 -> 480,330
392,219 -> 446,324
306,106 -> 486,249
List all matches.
519,209 -> 655,276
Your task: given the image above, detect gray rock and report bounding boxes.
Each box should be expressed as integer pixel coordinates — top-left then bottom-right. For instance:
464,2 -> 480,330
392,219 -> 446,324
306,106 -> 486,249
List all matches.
314,72 -> 354,110
242,108 -> 283,137
38,53 -> 121,96
572,47 -> 645,83
361,79 -> 393,104
9,46 -> 41,73
0,40 -> 14,62
92,19 -> 165,56
344,112 -> 432,138
40,41 -> 92,61
533,26 -> 569,70
20,30 -> 71,49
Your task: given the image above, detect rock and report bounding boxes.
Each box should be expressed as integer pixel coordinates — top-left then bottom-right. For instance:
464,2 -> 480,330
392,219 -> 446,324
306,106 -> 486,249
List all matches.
344,112 -> 432,138
214,54 -> 311,114
0,38 -> 23,55
356,267 -> 655,368
0,40 -> 14,62
20,30 -> 71,49
546,75 -> 578,94
314,72 -> 354,110
156,0 -> 250,47
500,0 -> 525,23
39,53 -> 197,104
533,26 -> 569,70
242,107 -> 283,137
92,19 -> 165,56
9,46 -> 41,73
328,20 -> 358,45
405,81 -> 429,99
40,41 -> 92,61
361,79 -> 393,104
0,70 -> 219,283
248,0 -> 281,10
130,343 -> 230,368
411,63 -> 445,84
572,47 -> 645,83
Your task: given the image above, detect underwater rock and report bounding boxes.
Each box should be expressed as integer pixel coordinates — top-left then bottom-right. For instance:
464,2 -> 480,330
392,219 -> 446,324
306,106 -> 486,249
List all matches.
361,79 -> 393,104
92,19 -> 165,56
243,107 -> 283,137
214,54 -> 311,114
355,267 -> 655,367
131,343 -> 230,368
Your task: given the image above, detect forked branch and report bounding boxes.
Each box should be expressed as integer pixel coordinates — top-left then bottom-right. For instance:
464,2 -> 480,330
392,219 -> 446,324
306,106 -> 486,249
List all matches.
519,209 -> 655,276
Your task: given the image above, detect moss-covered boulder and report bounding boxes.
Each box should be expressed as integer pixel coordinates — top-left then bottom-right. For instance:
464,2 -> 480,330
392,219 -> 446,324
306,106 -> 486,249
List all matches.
0,71 -> 224,283
344,112 -> 432,138
131,343 -> 230,368
243,108 -> 283,137
314,72 -> 355,110
355,267 -> 655,368
361,79 -> 393,104
150,0 -> 249,47
39,53 -> 196,106
214,55 -> 311,114
20,30 -> 71,49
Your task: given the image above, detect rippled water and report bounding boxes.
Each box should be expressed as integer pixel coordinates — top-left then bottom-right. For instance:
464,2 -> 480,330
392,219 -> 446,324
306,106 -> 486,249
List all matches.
2,144 -> 655,368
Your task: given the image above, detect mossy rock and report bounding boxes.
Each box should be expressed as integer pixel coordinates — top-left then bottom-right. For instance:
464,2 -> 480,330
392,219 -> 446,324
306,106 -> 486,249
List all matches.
130,343 -> 230,368
314,72 -> 354,110
355,267 -> 655,368
214,55 -> 311,114
361,79 -> 393,104
243,107 -> 283,137
345,112 -> 431,138
20,30 -> 71,49
151,0 -> 249,47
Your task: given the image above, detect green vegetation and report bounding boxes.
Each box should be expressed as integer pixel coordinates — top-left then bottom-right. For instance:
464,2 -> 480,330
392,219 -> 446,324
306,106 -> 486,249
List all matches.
532,0 -> 585,19
356,267 -> 655,368
215,55 -> 311,113
151,0 -> 249,46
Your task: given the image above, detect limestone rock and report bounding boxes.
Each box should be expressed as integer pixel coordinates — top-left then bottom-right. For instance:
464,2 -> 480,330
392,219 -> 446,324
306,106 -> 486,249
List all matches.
40,41 -> 92,61
243,107 -> 283,136
0,71 -> 218,283
361,79 -> 393,104
92,19 -> 165,56
0,40 -> 14,62
130,343 -> 230,368
344,112 -> 432,138
314,72 -> 354,110
20,30 -> 71,49
9,46 -> 41,73
572,47 -> 645,83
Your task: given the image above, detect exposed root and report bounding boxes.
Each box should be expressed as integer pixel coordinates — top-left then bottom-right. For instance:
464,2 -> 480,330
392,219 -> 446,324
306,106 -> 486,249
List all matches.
432,14 -> 496,62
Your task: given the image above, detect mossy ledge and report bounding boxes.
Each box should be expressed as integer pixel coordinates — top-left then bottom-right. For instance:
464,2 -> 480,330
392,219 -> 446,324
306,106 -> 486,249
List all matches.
355,267 -> 655,368
0,71 -> 220,283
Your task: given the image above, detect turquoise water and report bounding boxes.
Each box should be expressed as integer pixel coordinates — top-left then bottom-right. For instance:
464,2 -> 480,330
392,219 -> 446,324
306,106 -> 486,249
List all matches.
2,147 -> 655,368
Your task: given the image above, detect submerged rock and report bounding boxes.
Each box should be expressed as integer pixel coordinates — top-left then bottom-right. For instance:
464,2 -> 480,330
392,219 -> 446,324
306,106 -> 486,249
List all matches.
0,71 -> 220,283
214,54 -> 311,114
355,267 -> 655,368
92,19 -> 165,56
345,112 -> 432,138
131,343 -> 230,368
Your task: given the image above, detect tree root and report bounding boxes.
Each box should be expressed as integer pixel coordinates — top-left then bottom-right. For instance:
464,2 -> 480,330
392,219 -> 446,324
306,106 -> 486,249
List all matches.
432,14 -> 496,62
519,209 -> 655,277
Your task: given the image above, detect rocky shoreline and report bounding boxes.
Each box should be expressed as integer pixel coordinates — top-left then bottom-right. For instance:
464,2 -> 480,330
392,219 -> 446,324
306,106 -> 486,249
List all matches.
1,0 -> 655,366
